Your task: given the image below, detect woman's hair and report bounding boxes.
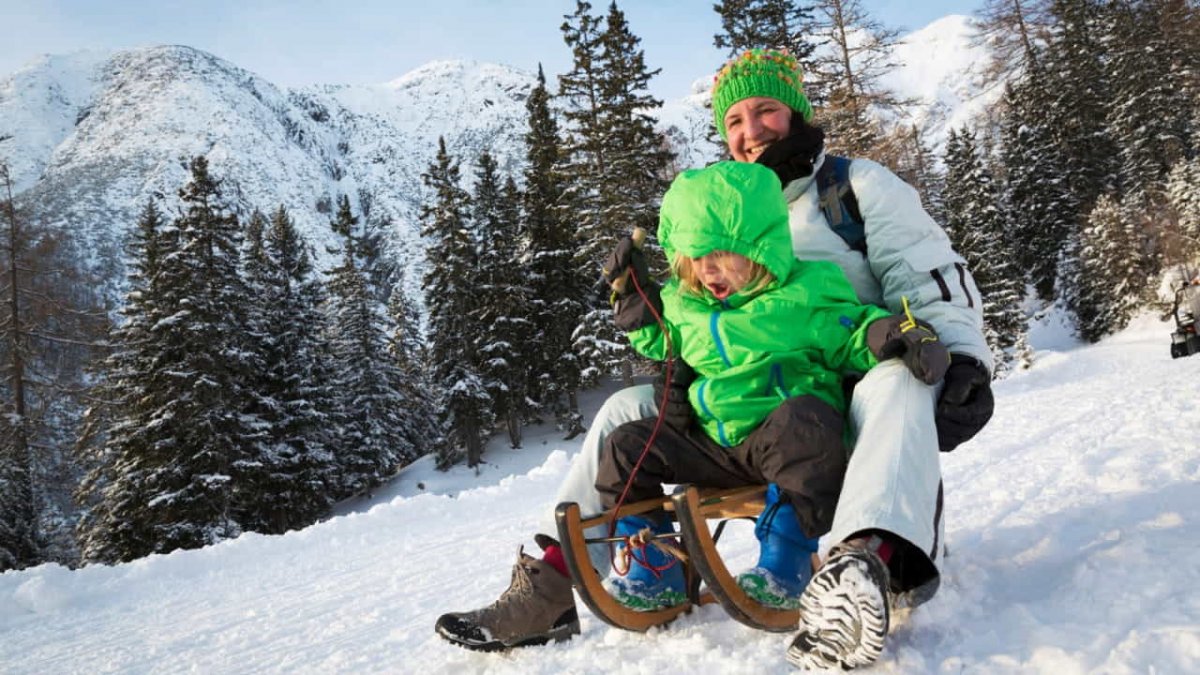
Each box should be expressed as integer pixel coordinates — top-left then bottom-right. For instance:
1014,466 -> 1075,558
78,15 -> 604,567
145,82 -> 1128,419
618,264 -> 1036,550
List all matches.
673,252 -> 775,297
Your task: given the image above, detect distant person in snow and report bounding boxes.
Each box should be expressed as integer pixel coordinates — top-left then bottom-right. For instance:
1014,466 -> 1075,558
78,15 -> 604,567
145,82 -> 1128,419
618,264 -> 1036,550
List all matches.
589,161 -> 948,615
436,48 -> 994,670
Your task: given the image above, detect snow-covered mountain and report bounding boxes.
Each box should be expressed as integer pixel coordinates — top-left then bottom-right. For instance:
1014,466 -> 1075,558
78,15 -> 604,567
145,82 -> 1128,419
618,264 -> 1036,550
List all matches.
0,15 -> 994,294
1,310 -> 1197,673
0,47 -> 535,299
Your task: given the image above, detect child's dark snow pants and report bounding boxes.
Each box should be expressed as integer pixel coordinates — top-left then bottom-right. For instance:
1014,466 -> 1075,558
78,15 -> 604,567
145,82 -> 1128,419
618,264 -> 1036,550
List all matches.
595,395 -> 848,538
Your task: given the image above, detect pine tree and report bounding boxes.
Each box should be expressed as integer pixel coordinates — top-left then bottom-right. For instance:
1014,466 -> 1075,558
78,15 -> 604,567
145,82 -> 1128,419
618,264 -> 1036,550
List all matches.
240,206 -> 337,532
522,65 -> 587,434
420,137 -> 491,469
471,152 -> 530,448
1166,157 -> 1200,266
79,157 -> 260,561
1103,0 -> 1191,198
942,128 -> 1027,372
324,196 -> 414,494
1043,0 -> 1116,215
997,64 -> 1078,301
386,271 -> 438,457
0,163 -> 37,570
1069,193 -> 1132,341
1,162 -> 106,569
77,199 -> 169,563
559,1 -> 674,386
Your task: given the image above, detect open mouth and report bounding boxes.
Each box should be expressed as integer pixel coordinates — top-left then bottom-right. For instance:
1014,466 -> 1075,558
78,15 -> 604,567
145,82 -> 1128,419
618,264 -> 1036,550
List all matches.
706,282 -> 732,300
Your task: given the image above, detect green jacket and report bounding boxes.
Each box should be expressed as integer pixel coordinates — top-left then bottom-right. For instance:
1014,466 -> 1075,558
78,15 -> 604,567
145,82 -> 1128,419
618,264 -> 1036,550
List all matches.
629,162 -> 891,447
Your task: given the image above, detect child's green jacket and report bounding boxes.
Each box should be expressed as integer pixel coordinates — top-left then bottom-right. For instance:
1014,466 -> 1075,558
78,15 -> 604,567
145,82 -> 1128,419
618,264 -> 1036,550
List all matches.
629,162 -> 892,447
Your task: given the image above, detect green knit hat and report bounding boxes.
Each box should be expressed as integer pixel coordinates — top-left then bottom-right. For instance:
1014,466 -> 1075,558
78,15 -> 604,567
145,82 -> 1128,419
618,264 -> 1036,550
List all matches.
711,48 -> 813,140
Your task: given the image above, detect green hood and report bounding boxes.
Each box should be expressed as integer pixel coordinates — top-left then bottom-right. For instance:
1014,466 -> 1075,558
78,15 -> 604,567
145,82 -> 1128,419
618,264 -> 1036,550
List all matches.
658,161 -> 793,283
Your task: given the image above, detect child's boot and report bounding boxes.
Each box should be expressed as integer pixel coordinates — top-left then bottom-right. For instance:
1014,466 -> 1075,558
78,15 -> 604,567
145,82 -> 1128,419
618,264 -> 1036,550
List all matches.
604,514 -> 687,611
736,484 -> 819,609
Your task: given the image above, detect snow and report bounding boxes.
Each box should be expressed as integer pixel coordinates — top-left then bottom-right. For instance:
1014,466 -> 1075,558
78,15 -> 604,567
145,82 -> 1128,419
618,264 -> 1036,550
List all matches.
3,309 -> 1199,673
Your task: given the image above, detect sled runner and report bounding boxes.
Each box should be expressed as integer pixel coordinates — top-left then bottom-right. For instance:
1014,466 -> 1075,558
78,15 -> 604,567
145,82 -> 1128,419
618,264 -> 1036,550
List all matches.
555,484 -> 816,633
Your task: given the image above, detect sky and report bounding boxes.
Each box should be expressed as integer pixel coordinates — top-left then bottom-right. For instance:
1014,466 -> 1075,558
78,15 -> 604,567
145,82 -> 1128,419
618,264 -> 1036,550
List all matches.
2,307 -> 1199,673
1,0 -> 977,101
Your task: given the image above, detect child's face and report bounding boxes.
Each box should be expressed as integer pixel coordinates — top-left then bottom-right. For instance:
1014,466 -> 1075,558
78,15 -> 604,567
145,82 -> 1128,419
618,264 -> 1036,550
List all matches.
694,251 -> 754,300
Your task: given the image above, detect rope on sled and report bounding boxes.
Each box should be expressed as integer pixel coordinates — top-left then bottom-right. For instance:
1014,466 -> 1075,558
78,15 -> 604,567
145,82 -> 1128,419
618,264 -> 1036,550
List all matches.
606,261 -> 682,579
612,526 -> 690,577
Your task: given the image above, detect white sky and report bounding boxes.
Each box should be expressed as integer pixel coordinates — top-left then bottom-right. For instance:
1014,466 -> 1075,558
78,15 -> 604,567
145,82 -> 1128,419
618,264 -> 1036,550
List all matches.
2,0 -> 976,101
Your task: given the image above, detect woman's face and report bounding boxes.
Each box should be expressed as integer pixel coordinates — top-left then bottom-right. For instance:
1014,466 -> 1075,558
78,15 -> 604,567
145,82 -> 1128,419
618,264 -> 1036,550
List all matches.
694,251 -> 754,300
722,96 -> 793,163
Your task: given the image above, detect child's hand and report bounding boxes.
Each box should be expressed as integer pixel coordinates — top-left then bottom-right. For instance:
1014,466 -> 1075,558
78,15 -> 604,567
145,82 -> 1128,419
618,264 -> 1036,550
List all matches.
653,358 -> 696,432
603,232 -> 649,296
867,315 -> 951,385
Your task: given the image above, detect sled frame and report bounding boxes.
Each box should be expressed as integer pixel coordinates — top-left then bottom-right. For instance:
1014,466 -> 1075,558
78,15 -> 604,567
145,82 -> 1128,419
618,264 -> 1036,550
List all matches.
555,484 -> 811,633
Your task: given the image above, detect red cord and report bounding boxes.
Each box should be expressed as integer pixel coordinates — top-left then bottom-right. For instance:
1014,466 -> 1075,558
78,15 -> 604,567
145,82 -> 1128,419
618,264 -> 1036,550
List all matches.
607,266 -> 679,578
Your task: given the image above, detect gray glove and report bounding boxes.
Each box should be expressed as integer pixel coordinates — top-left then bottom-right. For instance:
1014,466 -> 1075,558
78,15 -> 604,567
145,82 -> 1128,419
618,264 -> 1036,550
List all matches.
868,314 -> 951,385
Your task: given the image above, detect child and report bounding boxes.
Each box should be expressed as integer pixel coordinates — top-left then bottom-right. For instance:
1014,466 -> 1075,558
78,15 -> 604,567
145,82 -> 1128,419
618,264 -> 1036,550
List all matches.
598,161 -> 949,611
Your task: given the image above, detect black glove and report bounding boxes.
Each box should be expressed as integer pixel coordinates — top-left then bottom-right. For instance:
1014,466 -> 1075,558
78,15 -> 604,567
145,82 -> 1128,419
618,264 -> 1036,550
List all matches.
936,354 -> 994,452
868,315 -> 951,385
652,358 -> 696,432
603,236 -> 661,332
602,236 -> 650,296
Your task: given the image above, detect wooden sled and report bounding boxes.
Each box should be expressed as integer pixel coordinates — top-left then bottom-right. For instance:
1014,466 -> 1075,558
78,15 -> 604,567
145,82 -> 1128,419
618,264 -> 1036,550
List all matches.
671,485 -> 815,633
555,484 -> 816,633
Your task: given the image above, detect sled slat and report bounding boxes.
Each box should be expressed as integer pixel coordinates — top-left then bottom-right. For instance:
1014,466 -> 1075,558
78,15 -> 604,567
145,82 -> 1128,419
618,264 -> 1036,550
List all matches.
672,486 -> 803,633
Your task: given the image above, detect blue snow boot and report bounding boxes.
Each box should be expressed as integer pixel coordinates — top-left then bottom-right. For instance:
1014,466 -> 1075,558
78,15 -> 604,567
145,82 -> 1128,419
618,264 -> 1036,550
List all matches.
736,484 -> 820,609
604,514 -> 687,612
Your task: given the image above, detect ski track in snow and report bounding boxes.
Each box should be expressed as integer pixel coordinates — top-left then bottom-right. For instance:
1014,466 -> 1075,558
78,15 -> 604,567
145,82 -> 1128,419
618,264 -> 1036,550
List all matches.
2,313 -> 1199,674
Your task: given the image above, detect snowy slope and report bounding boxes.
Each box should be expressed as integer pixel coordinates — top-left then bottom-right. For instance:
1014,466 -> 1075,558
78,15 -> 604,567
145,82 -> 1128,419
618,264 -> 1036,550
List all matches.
2,312 -> 1198,674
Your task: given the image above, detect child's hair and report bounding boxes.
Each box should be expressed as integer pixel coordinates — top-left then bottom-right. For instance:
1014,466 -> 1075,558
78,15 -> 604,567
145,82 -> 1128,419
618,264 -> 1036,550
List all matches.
673,251 -> 775,297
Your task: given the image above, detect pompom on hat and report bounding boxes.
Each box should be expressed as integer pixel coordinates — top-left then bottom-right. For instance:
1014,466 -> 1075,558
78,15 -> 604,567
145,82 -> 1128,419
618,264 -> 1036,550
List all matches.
711,48 -> 813,140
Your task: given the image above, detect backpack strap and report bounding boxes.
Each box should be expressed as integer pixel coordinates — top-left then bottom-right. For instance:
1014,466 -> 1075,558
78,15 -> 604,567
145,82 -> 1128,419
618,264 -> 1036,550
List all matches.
815,155 -> 866,255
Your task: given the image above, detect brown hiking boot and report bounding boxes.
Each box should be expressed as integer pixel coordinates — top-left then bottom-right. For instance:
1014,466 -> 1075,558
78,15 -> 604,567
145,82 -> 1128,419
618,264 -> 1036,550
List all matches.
435,536 -> 580,651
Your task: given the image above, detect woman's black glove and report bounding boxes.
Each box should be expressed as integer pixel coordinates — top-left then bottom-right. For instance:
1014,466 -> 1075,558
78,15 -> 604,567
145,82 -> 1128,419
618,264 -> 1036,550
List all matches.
603,235 -> 661,332
935,354 -> 994,452
867,315 -> 951,385
652,358 -> 696,432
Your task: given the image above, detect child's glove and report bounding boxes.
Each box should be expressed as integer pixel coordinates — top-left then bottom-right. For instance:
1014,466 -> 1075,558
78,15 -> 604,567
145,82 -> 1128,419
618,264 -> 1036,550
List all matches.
603,234 -> 661,332
652,358 -> 696,432
867,314 -> 951,385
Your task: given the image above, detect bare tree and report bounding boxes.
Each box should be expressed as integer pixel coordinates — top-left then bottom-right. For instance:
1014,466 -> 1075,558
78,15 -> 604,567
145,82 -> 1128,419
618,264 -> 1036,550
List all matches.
809,0 -> 914,159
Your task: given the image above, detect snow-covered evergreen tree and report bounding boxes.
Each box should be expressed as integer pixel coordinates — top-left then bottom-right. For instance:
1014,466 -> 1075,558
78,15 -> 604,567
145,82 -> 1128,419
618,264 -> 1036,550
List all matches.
470,152 -> 530,448
420,138 -> 491,469
79,158 -> 262,561
942,128 -> 1027,372
324,196 -> 414,494
240,206 -> 338,532
559,0 -> 673,386
1043,0 -> 1115,216
522,65 -> 587,434
386,271 -> 438,459
76,199 -> 169,563
997,65 -> 1078,302
1103,0 -> 1190,198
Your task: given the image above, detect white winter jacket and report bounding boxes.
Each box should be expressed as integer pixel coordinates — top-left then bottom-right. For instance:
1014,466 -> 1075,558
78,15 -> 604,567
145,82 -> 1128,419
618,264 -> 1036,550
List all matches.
782,153 -> 994,373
